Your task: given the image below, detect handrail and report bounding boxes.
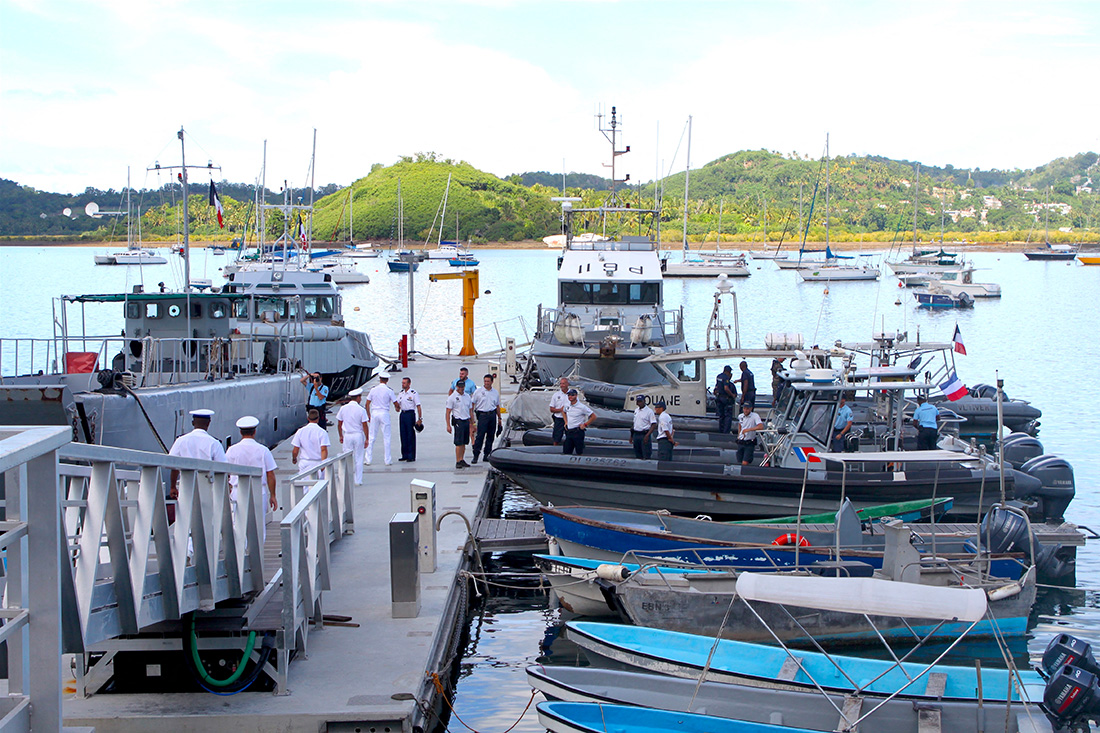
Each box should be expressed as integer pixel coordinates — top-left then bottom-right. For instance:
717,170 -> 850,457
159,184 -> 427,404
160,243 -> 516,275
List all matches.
269,449 -> 355,694
0,425 -> 72,732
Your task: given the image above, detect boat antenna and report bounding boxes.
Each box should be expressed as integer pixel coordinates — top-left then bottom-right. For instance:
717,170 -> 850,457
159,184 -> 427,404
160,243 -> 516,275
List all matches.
148,127 -> 220,336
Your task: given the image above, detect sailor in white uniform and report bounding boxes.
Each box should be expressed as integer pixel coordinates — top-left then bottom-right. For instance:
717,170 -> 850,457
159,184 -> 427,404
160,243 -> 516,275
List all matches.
365,374 -> 397,466
336,387 -> 369,484
224,415 -> 278,542
168,408 -> 226,499
292,408 -> 330,476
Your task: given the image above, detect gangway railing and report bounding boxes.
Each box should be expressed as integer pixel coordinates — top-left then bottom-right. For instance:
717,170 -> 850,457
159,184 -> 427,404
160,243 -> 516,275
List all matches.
269,451 -> 354,693
0,425 -> 71,733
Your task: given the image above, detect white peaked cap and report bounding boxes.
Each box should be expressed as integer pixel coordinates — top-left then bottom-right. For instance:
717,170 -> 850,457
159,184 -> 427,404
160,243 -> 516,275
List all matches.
236,416 -> 260,429
190,409 -> 215,418
348,387 -> 364,397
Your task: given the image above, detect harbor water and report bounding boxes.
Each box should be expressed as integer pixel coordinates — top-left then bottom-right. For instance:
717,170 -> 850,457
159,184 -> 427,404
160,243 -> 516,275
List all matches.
2,245 -> 1097,731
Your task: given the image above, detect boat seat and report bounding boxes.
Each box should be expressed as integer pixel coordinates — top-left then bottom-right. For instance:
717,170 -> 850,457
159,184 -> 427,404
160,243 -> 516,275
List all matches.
924,672 -> 947,698
776,655 -> 803,682
836,695 -> 862,732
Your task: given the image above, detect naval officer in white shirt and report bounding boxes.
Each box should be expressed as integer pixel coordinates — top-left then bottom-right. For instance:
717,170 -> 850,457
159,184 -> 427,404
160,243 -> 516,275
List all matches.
365,374 -> 396,466
336,387 -> 369,484
168,408 -> 226,499
224,415 -> 278,542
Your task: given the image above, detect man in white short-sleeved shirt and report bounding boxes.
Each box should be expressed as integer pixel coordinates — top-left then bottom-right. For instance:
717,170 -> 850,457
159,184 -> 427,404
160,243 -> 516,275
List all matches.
336,387 -> 370,484
292,408 -> 330,475
548,378 -> 570,445
224,415 -> 278,542
168,408 -> 226,499
445,379 -> 474,469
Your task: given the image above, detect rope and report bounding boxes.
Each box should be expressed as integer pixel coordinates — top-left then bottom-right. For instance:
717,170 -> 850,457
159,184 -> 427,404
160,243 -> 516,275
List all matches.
425,670 -> 537,733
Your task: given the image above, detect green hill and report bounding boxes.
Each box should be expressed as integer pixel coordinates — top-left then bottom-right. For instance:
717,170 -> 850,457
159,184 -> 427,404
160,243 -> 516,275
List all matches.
3,149 -> 1098,244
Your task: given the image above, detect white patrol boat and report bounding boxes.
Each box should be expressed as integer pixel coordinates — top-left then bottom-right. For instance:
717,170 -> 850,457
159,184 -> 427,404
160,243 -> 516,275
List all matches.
532,106 -> 686,386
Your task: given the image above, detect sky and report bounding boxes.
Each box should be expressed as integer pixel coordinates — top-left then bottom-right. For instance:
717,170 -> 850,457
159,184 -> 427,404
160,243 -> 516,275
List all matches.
2,0 -> 1099,195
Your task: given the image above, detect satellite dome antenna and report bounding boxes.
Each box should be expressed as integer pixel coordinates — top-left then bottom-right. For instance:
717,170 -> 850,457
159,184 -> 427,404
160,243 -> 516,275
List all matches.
85,202 -> 101,218
62,207 -> 72,217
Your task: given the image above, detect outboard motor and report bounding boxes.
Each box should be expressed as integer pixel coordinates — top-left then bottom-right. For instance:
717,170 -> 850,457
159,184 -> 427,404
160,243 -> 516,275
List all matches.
1020,455 -> 1076,522
1043,664 -> 1100,732
971,382 -> 1004,400
1035,542 -> 1078,583
1042,634 -> 1100,679
1000,432 -> 1045,469
969,505 -> 1031,557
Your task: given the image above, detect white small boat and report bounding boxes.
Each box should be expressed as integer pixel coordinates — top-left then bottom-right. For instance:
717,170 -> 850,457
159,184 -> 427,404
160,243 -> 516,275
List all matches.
746,250 -> 788,260
798,263 -> 880,281
110,248 -> 168,265
427,241 -> 471,260
309,256 -> 370,284
93,253 -> 116,265
897,272 -> 942,287
663,256 -> 749,278
936,266 -> 1001,298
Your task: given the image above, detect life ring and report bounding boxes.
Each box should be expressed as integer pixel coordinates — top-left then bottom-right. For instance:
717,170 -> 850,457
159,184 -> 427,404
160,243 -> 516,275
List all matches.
771,533 -> 811,547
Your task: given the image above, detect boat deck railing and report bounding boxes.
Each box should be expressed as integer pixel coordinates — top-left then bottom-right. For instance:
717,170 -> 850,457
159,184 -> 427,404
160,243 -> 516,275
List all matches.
0,331 -> 315,385
537,307 -> 683,346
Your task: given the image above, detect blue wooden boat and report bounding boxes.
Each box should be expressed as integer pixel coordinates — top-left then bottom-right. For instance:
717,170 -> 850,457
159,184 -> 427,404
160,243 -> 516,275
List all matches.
565,620 -> 1044,703
387,259 -> 418,272
448,256 -> 478,266
537,701 -> 825,733
541,504 -> 1028,580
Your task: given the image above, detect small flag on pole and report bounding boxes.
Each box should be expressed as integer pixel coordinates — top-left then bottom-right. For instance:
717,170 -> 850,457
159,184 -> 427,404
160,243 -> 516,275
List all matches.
938,371 -> 968,401
953,324 -> 967,355
208,181 -> 224,228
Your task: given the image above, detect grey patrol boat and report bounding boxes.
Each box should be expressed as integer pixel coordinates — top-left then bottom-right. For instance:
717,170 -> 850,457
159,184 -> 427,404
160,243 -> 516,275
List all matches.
0,266 -> 377,452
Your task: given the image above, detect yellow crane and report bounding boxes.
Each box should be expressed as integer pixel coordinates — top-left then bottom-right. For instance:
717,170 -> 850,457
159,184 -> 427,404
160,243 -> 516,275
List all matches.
428,269 -> 479,356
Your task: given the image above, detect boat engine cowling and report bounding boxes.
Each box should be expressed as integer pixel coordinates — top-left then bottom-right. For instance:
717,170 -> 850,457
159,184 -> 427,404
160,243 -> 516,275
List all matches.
1043,664 -> 1100,732
969,506 -> 1031,556
1042,634 -> 1100,679
1019,455 -> 1076,522
1000,432 -> 1045,469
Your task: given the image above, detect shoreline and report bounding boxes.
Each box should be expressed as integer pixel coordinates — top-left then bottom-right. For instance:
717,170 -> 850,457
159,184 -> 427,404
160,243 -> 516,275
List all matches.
5,239 -> 1096,253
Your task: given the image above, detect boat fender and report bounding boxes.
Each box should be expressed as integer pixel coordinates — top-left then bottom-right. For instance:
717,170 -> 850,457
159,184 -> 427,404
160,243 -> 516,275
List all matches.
771,533 -> 811,547
987,581 -> 1023,601
595,564 -> 631,582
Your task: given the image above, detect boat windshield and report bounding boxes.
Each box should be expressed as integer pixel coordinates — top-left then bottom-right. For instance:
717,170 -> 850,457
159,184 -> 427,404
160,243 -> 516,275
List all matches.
560,281 -> 659,306
303,296 -> 334,319
801,402 -> 834,446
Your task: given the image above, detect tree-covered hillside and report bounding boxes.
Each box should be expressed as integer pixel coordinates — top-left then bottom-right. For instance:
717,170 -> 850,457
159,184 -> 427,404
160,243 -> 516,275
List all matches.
3,148 -> 1098,244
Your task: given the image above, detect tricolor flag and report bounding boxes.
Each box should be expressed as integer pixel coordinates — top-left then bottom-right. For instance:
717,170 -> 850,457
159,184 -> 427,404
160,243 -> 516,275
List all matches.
794,446 -> 821,463
938,371 -> 968,401
208,181 -> 224,228
296,214 -> 307,250
953,324 -> 967,355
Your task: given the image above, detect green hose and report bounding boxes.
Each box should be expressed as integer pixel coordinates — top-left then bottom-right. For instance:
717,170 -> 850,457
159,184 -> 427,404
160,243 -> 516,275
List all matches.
188,618 -> 257,688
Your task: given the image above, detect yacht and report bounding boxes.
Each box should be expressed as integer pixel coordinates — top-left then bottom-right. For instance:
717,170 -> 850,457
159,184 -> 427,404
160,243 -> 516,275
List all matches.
532,107 -> 686,386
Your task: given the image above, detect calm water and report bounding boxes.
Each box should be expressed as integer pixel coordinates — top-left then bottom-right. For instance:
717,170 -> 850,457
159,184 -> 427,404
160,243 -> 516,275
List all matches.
1,245 -> 1098,728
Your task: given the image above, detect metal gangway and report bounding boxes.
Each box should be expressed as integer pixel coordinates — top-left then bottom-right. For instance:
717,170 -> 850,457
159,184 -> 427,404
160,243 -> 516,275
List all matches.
0,426 -> 356,731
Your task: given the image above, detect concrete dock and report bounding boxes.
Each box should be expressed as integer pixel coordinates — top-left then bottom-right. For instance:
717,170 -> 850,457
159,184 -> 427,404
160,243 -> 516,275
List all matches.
64,355 -> 519,733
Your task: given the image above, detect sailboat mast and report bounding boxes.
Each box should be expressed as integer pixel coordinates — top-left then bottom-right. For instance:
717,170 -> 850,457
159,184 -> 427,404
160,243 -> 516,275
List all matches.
682,115 -> 692,253
824,133 -> 830,248
1045,186 -> 1051,243
763,196 -> 768,245
308,128 -> 317,254
718,198 -> 723,245
180,127 -> 190,292
349,185 -> 354,245
126,167 -> 132,247
438,173 -> 452,247
913,164 -> 920,249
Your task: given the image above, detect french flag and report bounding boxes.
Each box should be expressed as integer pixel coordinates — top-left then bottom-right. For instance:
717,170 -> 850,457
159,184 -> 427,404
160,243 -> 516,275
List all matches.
208,181 -> 224,228
938,371 -> 968,401
953,324 -> 966,355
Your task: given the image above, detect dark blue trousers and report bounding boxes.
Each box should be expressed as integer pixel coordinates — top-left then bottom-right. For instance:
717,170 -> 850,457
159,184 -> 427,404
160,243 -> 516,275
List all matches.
399,410 -> 417,460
